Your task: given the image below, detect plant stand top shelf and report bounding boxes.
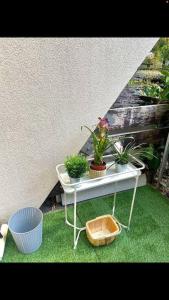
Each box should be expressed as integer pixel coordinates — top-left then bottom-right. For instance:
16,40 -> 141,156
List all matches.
56,154 -> 145,194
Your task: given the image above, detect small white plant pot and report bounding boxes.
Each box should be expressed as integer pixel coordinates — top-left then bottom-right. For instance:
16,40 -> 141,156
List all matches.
116,163 -> 129,173
69,177 -> 81,184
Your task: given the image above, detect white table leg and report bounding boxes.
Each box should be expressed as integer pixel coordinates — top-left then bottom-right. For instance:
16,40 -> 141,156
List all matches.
112,192 -> 116,216
73,188 -> 77,249
127,173 -> 139,230
64,193 -> 68,224
64,189 -> 79,249
111,173 -> 139,230
112,192 -> 128,229
64,192 -> 86,230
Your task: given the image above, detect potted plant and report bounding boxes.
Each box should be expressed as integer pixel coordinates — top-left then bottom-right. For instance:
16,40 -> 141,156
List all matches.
140,70 -> 169,104
110,137 -> 155,173
64,154 -> 89,183
81,117 -> 112,178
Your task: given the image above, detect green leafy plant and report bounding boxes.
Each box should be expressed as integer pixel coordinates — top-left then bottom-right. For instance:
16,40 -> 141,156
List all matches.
142,84 -> 162,98
64,154 -> 89,178
142,70 -> 169,101
151,38 -> 169,66
144,148 -> 161,170
159,70 -> 169,100
81,117 -> 112,166
160,45 -> 169,65
142,146 -> 161,183
109,137 -> 155,166
128,79 -> 152,88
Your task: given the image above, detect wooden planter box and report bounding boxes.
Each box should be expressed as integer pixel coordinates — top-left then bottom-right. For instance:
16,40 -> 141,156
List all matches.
107,102 -> 169,134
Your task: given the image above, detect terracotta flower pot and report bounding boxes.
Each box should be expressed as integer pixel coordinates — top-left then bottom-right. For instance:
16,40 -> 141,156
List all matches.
89,161 -> 107,178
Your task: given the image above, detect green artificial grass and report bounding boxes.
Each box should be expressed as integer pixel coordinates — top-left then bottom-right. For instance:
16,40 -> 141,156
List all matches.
2,185 -> 169,262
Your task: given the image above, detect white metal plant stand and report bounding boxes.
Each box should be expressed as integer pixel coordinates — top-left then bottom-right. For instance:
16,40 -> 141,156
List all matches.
56,155 -> 145,249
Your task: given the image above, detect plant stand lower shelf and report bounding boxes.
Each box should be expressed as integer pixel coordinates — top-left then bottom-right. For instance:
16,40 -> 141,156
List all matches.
56,154 -> 145,249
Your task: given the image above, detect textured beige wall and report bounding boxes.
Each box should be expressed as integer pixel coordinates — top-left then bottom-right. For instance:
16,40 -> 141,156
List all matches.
0,38 -> 158,222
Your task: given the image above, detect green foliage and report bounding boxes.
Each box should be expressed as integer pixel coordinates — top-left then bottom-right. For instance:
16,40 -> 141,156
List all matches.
153,38 -> 169,52
160,70 -> 169,100
81,125 -> 111,165
93,133 -> 111,165
128,79 -> 151,87
136,70 -> 163,80
113,150 -> 129,165
128,79 -> 141,87
145,148 -> 161,171
159,45 -> 169,64
142,84 -> 162,98
160,87 -> 169,100
142,70 -> 169,100
152,38 -> 169,65
139,38 -> 169,70
110,138 -> 155,165
64,154 -> 89,178
143,52 -> 162,69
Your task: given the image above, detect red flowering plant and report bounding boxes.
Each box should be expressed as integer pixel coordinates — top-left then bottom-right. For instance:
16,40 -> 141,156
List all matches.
81,117 -> 112,169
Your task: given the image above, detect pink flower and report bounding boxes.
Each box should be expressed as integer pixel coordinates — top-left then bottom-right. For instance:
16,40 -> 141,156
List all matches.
98,117 -> 109,130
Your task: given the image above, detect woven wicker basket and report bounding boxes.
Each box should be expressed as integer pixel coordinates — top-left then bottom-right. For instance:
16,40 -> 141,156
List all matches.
89,168 -> 106,179
86,215 -> 121,246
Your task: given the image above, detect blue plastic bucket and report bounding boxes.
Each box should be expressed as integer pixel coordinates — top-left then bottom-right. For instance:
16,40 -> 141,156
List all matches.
8,207 -> 43,254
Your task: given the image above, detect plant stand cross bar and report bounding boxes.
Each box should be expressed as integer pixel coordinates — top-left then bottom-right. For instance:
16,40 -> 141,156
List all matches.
56,155 -> 145,249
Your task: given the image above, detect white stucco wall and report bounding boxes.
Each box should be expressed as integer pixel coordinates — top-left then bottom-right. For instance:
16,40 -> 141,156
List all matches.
0,38 -> 158,222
